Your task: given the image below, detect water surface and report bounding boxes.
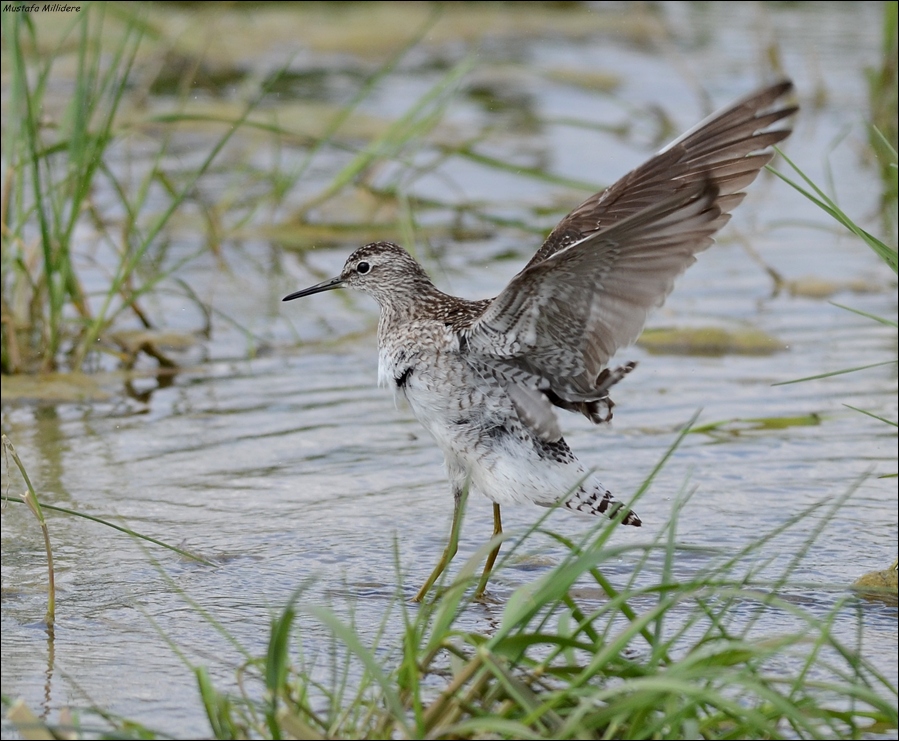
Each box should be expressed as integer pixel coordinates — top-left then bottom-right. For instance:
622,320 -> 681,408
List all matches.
2,2 -> 896,737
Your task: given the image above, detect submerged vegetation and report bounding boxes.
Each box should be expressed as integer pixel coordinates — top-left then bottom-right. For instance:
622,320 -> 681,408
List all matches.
2,2 -> 897,739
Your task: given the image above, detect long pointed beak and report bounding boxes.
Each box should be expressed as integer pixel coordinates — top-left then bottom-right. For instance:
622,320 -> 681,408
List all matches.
282,276 -> 344,301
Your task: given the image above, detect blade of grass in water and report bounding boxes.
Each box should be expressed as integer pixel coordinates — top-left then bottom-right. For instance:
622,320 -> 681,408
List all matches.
2,495 -> 215,566
2,434 -> 55,629
769,146 -> 898,273
772,360 -> 896,385
295,54 -> 477,221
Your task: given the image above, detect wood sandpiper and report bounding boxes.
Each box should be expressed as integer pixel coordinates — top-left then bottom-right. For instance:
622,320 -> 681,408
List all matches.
284,80 -> 796,602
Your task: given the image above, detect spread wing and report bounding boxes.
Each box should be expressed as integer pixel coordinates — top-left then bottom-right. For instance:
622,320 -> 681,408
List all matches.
464,80 -> 796,434
525,80 -> 796,269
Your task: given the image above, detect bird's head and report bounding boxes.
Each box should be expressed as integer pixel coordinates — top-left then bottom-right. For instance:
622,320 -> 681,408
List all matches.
283,241 -> 433,308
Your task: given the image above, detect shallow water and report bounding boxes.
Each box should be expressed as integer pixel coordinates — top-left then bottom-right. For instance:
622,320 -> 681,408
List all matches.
2,2 -> 897,737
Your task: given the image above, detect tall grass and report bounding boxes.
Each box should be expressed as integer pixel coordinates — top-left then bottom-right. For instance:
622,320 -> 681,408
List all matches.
2,5 -> 145,373
865,0 -> 898,228
1,5 -> 291,374
769,140 -> 898,443
180,474 -> 897,740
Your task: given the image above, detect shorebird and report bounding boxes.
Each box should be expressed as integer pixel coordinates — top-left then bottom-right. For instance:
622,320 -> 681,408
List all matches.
284,80 -> 796,601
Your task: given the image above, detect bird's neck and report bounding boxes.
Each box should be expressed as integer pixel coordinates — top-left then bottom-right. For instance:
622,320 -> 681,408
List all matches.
374,276 -> 446,324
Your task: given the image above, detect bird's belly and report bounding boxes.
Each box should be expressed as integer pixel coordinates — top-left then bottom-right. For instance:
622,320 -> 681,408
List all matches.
398,358 -> 495,440
467,438 -> 594,507
397,362 -> 591,507
445,429 -> 593,507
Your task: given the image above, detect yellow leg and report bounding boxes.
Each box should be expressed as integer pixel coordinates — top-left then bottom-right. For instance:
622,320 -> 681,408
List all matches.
474,504 -> 502,600
414,486 -> 465,603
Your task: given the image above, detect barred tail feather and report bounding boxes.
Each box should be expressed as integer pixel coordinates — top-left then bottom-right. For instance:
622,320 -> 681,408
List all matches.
564,486 -> 642,526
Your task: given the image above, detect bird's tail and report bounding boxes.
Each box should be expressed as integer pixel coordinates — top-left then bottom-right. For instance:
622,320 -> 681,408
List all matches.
564,485 -> 642,526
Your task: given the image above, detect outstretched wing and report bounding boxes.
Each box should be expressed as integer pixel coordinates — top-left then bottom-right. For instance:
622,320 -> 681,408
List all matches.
464,80 -> 796,425
525,80 -> 796,269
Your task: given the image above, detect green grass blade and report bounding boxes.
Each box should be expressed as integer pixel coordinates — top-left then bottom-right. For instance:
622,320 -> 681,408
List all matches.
772,360 -> 896,385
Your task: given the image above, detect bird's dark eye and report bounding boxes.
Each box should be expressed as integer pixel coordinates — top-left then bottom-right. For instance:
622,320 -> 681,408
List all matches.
356,261 -> 371,274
